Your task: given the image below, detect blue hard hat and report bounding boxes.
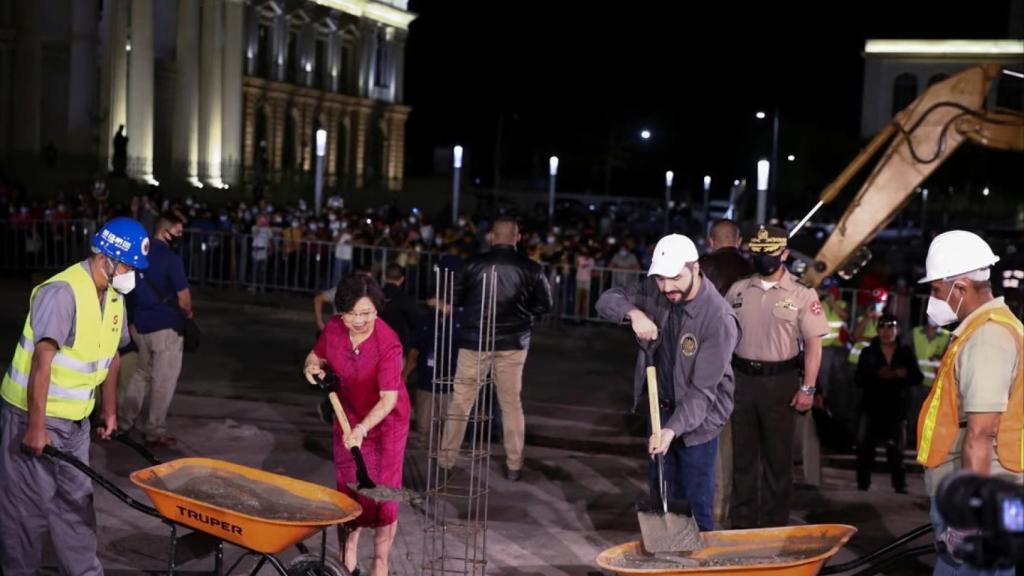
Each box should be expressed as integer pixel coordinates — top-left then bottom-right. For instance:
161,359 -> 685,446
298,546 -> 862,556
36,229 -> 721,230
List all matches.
92,217 -> 150,270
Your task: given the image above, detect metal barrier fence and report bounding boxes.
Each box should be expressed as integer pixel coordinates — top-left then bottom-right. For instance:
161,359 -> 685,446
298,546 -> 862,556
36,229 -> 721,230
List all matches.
177,228 -> 443,302
0,219 -> 97,271
1,219 -> 942,331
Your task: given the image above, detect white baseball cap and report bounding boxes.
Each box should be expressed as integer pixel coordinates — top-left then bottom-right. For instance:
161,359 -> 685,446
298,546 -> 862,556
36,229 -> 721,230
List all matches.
648,234 -> 699,277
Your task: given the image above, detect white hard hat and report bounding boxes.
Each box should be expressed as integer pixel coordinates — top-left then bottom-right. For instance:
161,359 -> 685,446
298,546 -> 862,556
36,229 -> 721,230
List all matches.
648,234 -> 699,277
918,230 -> 1000,284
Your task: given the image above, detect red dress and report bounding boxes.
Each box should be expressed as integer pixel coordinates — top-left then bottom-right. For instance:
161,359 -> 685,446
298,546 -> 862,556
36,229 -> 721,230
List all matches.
314,318 -> 411,527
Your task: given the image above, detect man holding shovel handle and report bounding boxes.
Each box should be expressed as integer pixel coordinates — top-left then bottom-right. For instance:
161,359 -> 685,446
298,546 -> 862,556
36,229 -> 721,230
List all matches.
597,234 -> 741,533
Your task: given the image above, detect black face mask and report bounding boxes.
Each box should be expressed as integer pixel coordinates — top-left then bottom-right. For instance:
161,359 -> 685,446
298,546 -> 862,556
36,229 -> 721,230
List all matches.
166,234 -> 182,250
752,253 -> 783,277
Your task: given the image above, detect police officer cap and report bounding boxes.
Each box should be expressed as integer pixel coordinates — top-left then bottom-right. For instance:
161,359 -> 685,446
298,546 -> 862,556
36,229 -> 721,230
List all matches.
748,225 -> 788,254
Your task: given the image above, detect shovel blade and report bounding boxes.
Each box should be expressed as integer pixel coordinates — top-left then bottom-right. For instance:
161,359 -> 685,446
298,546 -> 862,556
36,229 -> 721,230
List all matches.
636,497 -> 704,553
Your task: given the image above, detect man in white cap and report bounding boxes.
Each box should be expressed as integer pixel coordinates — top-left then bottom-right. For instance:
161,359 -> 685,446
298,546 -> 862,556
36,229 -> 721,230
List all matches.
597,234 -> 740,531
915,230 -> 1022,576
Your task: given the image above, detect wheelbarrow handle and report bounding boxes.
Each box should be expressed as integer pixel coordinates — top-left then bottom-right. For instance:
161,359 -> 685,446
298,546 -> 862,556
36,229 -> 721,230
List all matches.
818,522 -> 934,575
43,445 -> 163,520
113,432 -> 162,466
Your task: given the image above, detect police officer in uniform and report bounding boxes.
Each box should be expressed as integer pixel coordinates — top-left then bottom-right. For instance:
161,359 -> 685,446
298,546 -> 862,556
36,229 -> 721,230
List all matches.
0,217 -> 149,575
724,225 -> 829,528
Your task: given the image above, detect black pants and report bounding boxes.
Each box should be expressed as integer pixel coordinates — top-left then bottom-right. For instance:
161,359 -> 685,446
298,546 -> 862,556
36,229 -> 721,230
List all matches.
856,413 -> 906,491
730,369 -> 799,529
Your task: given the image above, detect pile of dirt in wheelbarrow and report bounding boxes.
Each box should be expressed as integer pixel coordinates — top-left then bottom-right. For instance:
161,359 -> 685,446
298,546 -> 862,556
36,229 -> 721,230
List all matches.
597,525 -> 858,573
603,549 -> 827,569
142,465 -> 345,521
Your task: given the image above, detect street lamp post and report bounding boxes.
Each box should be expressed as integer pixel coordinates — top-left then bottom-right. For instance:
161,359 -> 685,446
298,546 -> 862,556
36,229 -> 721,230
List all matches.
756,159 -> 770,225
702,175 -> 711,232
756,108 -> 780,218
664,170 -> 674,234
314,128 -> 326,216
452,145 -> 463,226
548,156 -> 559,224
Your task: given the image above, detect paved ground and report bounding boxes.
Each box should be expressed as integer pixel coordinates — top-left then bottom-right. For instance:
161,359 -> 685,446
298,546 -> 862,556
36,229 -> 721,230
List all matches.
0,275 -> 937,575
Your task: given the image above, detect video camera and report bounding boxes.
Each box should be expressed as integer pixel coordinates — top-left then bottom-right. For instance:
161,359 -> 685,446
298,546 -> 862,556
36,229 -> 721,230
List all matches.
935,472 -> 1024,570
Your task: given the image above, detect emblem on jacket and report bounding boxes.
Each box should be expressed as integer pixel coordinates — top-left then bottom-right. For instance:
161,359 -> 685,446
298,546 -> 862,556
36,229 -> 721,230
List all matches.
681,333 -> 698,357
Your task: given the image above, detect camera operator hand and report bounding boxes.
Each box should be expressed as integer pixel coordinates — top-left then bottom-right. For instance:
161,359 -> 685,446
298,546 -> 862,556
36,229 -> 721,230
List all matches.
940,526 -> 982,561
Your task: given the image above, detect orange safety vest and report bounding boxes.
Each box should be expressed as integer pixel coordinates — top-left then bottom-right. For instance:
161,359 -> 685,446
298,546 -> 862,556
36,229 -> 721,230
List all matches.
916,305 -> 1024,472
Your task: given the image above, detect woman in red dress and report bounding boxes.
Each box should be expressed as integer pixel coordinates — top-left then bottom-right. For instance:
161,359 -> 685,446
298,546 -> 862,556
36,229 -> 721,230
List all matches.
304,275 -> 411,576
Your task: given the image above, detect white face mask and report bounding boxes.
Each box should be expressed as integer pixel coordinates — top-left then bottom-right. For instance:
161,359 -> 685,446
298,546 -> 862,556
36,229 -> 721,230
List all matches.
112,271 -> 136,295
926,282 -> 963,327
105,259 -> 136,295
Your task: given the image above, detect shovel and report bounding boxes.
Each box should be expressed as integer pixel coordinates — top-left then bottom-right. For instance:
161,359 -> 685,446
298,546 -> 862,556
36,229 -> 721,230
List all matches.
636,352 -> 704,554
319,373 -> 420,503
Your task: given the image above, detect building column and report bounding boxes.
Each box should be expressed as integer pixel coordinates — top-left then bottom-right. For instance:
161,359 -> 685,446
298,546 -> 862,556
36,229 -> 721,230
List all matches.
353,105 -> 370,189
270,93 -> 287,181
242,86 -> 257,176
128,0 -> 156,183
393,30 -> 406,103
324,103 -> 340,187
222,0 -> 244,185
67,0 -> 99,160
173,0 -> 200,187
357,22 -> 375,98
300,98 -> 314,172
200,0 -> 224,187
386,106 -> 409,191
100,0 -> 129,170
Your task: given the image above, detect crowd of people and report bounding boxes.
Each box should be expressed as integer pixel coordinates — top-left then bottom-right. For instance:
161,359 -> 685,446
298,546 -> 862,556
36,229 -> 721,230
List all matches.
1,195 -> 1021,576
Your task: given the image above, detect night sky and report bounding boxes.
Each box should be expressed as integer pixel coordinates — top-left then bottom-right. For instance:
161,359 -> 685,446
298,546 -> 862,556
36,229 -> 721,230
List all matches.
402,0 -> 1017,199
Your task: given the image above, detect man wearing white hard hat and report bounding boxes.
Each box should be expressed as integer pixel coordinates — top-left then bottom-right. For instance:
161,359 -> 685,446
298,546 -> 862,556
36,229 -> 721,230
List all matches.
597,234 -> 740,531
915,230 -> 1022,576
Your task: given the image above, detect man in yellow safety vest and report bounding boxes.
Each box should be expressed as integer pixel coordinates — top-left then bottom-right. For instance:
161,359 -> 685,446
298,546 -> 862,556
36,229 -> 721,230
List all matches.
915,230 -> 1022,576
0,217 -> 149,575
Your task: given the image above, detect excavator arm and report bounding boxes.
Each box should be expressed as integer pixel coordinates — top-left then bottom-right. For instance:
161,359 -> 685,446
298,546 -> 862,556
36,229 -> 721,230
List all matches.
800,63 -> 1024,288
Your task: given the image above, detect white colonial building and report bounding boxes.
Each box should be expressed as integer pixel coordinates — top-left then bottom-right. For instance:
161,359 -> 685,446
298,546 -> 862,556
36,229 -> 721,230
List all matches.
0,0 -> 415,193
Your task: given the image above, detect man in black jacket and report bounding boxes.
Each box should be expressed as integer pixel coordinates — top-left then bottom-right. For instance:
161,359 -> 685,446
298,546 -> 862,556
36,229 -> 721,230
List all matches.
438,217 -> 553,481
698,219 -> 754,297
854,314 -> 923,493
697,218 -> 753,526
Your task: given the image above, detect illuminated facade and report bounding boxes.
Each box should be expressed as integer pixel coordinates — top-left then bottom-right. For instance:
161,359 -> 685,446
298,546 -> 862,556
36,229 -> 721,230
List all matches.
0,0 -> 415,192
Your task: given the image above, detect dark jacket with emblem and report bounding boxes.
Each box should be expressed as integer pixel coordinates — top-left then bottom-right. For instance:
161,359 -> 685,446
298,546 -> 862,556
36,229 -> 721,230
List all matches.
596,274 -> 741,446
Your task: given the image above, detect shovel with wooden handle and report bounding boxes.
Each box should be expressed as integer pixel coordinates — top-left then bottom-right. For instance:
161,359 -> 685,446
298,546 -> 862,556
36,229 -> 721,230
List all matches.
318,374 -> 421,503
636,350 -> 704,554
327,391 -> 376,491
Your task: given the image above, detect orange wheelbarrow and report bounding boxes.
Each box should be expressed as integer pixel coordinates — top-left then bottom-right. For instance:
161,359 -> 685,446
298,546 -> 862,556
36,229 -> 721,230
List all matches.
597,524 -> 857,576
45,436 -> 361,576
598,520 -> 942,573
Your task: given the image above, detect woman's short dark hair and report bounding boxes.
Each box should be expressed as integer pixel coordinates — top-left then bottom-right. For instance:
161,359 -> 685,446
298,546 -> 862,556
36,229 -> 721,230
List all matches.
334,274 -> 386,315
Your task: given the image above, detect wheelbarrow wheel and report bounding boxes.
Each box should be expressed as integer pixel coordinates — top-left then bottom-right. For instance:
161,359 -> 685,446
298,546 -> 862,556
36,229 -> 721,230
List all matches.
286,553 -> 349,576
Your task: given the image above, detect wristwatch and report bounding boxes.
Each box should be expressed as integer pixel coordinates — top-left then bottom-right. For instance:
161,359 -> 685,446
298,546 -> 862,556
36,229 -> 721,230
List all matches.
799,384 -> 816,395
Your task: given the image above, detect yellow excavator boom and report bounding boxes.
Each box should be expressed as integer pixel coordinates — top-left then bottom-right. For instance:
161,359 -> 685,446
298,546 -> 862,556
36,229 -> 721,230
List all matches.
801,63 -> 1024,288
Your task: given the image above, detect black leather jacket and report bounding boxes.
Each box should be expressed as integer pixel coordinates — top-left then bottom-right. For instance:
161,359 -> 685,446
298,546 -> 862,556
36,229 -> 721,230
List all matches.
456,245 -> 553,350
